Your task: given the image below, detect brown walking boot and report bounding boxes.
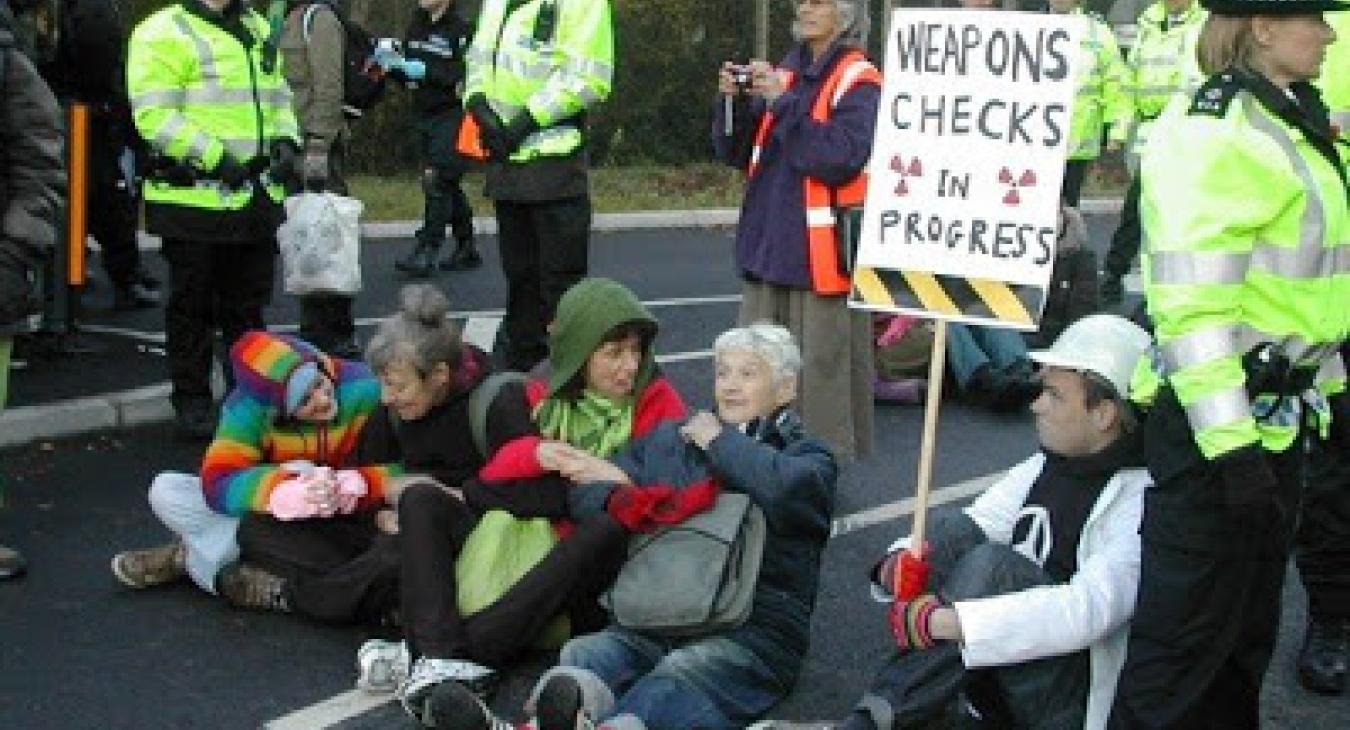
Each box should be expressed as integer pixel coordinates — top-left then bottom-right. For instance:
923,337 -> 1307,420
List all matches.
110,541 -> 186,589
216,561 -> 291,613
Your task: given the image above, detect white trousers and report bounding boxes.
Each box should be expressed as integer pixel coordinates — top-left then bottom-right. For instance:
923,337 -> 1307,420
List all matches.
148,471 -> 240,594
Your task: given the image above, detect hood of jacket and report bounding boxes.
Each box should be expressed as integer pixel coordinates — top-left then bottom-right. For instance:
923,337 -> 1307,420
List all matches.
229,331 -> 329,412
546,277 -> 658,397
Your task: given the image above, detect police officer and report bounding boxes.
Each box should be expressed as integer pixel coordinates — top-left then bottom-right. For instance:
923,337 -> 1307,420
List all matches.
1294,14 -> 1350,695
1099,0 -> 1207,304
462,0 -> 613,370
1047,0 -> 1133,206
127,0 -> 300,440
387,0 -> 480,278
1109,2 -> 1349,726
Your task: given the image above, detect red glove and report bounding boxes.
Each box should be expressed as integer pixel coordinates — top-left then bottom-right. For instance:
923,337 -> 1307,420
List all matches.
877,543 -> 932,601
606,484 -> 676,532
888,593 -> 944,651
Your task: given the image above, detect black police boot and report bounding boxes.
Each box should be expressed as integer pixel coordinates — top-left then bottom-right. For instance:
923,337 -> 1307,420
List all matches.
439,236 -> 483,271
1298,617 -> 1348,695
173,401 -> 216,443
395,240 -> 438,278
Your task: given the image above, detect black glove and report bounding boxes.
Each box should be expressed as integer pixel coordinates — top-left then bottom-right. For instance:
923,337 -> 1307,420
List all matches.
1216,444 -> 1282,528
214,154 -> 250,189
500,113 -> 540,155
0,253 -> 38,327
467,96 -> 510,161
268,138 -> 301,187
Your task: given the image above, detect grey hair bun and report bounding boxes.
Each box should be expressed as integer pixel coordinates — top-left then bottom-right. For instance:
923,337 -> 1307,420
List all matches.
399,284 -> 449,328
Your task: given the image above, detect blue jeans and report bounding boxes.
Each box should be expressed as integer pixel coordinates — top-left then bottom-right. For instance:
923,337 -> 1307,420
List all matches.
560,626 -> 789,730
945,324 -> 1029,389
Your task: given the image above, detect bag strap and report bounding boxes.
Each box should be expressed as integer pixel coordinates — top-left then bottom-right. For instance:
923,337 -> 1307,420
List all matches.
468,371 -> 528,460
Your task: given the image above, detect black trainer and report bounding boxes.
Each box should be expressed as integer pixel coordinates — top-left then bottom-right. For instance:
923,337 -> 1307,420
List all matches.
535,673 -> 589,730
1298,617 -> 1348,695
396,241 -> 439,278
440,238 -> 483,271
418,676 -> 511,730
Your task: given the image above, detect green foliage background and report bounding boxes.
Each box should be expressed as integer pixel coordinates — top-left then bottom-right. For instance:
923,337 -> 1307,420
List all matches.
124,0 -> 1124,173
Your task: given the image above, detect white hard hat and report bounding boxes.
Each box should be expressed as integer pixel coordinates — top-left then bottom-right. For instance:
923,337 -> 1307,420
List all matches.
1029,314 -> 1152,398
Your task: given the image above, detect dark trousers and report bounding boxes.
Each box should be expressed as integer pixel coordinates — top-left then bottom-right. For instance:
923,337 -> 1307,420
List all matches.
88,121 -> 143,288
1297,401 -> 1350,622
1061,159 -> 1089,208
1109,389 -> 1305,729
237,511 -> 400,625
1102,177 -> 1141,281
161,239 -> 275,410
851,508 -> 1089,730
298,138 -> 356,356
398,484 -> 626,668
416,112 -> 474,247
495,196 -> 591,371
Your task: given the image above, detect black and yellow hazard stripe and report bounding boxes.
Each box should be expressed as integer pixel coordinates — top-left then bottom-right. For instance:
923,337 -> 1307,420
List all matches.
851,267 -> 1043,327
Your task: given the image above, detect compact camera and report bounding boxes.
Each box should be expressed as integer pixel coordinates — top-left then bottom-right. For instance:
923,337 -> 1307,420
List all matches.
729,65 -> 754,93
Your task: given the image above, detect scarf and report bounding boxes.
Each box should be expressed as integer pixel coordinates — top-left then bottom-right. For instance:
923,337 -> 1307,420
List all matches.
537,389 -> 634,458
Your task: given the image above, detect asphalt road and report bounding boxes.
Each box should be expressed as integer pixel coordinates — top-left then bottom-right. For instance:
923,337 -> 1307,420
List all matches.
1,218 -> 1345,728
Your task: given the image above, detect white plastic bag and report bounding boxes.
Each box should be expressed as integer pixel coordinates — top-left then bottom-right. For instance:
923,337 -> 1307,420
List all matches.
277,192 -> 364,295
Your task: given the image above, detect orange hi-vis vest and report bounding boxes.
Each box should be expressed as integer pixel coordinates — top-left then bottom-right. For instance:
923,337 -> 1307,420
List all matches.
748,49 -> 881,295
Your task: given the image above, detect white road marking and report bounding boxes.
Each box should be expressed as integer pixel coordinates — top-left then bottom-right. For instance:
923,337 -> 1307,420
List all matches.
262,689 -> 394,729
656,349 -> 713,364
461,316 -> 502,353
263,468 -> 1001,728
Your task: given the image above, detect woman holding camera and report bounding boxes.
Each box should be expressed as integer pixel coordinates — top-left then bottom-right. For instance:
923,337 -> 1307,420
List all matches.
712,0 -> 881,461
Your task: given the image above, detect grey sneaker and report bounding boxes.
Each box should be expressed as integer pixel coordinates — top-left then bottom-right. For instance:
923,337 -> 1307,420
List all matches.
111,542 -> 186,589
397,656 -> 496,724
216,562 -> 290,613
356,639 -> 410,693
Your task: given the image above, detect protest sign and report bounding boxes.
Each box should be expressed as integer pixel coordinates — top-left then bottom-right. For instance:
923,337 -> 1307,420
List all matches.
849,9 -> 1083,330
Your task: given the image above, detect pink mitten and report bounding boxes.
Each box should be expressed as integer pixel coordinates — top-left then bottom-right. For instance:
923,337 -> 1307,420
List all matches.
268,476 -> 321,521
332,469 -> 368,515
877,315 -> 916,347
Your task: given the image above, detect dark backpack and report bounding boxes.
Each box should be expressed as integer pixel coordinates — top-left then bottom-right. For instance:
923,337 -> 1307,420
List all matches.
299,1 -> 386,120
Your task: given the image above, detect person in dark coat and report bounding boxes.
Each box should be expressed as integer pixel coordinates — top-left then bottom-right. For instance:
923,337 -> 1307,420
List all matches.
0,0 -> 65,580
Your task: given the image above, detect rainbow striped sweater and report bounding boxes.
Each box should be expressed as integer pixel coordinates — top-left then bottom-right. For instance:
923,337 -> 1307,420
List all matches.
200,331 -> 399,517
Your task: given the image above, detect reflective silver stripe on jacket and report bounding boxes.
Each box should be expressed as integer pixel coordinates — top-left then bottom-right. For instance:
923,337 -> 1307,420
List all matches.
172,14 -> 221,91
1184,385 -> 1253,434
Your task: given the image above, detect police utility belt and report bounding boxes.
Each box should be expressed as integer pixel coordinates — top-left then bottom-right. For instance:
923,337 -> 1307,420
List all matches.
146,153 -> 282,194
1241,342 -> 1331,430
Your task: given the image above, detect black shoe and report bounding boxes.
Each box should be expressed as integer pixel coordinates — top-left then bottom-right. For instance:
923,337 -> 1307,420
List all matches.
396,241 -> 439,278
439,239 -> 483,271
0,544 -> 28,581
1100,275 -> 1124,306
536,673 -> 586,730
1298,617 -> 1348,695
174,404 -> 216,442
113,282 -> 160,311
420,680 -> 511,730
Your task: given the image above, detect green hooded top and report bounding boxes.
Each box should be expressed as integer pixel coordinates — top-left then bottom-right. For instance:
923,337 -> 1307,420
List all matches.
544,277 -> 658,397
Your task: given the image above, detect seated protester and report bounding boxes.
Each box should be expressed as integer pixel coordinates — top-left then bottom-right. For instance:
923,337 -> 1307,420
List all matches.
1030,204 -> 1100,349
435,322 -> 840,730
838,314 -> 1152,730
362,278 -> 687,723
946,323 -> 1041,413
109,331 -> 400,622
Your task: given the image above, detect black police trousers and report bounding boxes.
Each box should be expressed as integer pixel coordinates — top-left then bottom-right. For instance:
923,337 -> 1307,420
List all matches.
1109,388 -> 1305,729
1297,391 -> 1350,623
161,239 -> 274,412
496,195 -> 590,371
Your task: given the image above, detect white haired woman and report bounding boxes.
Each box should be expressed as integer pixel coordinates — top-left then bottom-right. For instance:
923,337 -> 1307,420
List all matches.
713,0 -> 880,460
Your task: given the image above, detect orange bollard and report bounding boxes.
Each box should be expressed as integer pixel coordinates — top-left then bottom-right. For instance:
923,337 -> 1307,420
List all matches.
67,103 -> 89,286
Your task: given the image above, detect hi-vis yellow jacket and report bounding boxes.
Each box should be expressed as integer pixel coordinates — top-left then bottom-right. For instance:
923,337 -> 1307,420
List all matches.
463,0 -> 613,163
1140,69 -> 1350,459
127,2 -> 298,211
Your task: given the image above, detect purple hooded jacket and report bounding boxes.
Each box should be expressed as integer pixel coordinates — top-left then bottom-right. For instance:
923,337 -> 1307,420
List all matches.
713,43 -> 881,291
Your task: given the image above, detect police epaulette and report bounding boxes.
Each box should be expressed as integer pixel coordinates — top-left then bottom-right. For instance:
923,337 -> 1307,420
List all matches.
1189,72 -> 1241,118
